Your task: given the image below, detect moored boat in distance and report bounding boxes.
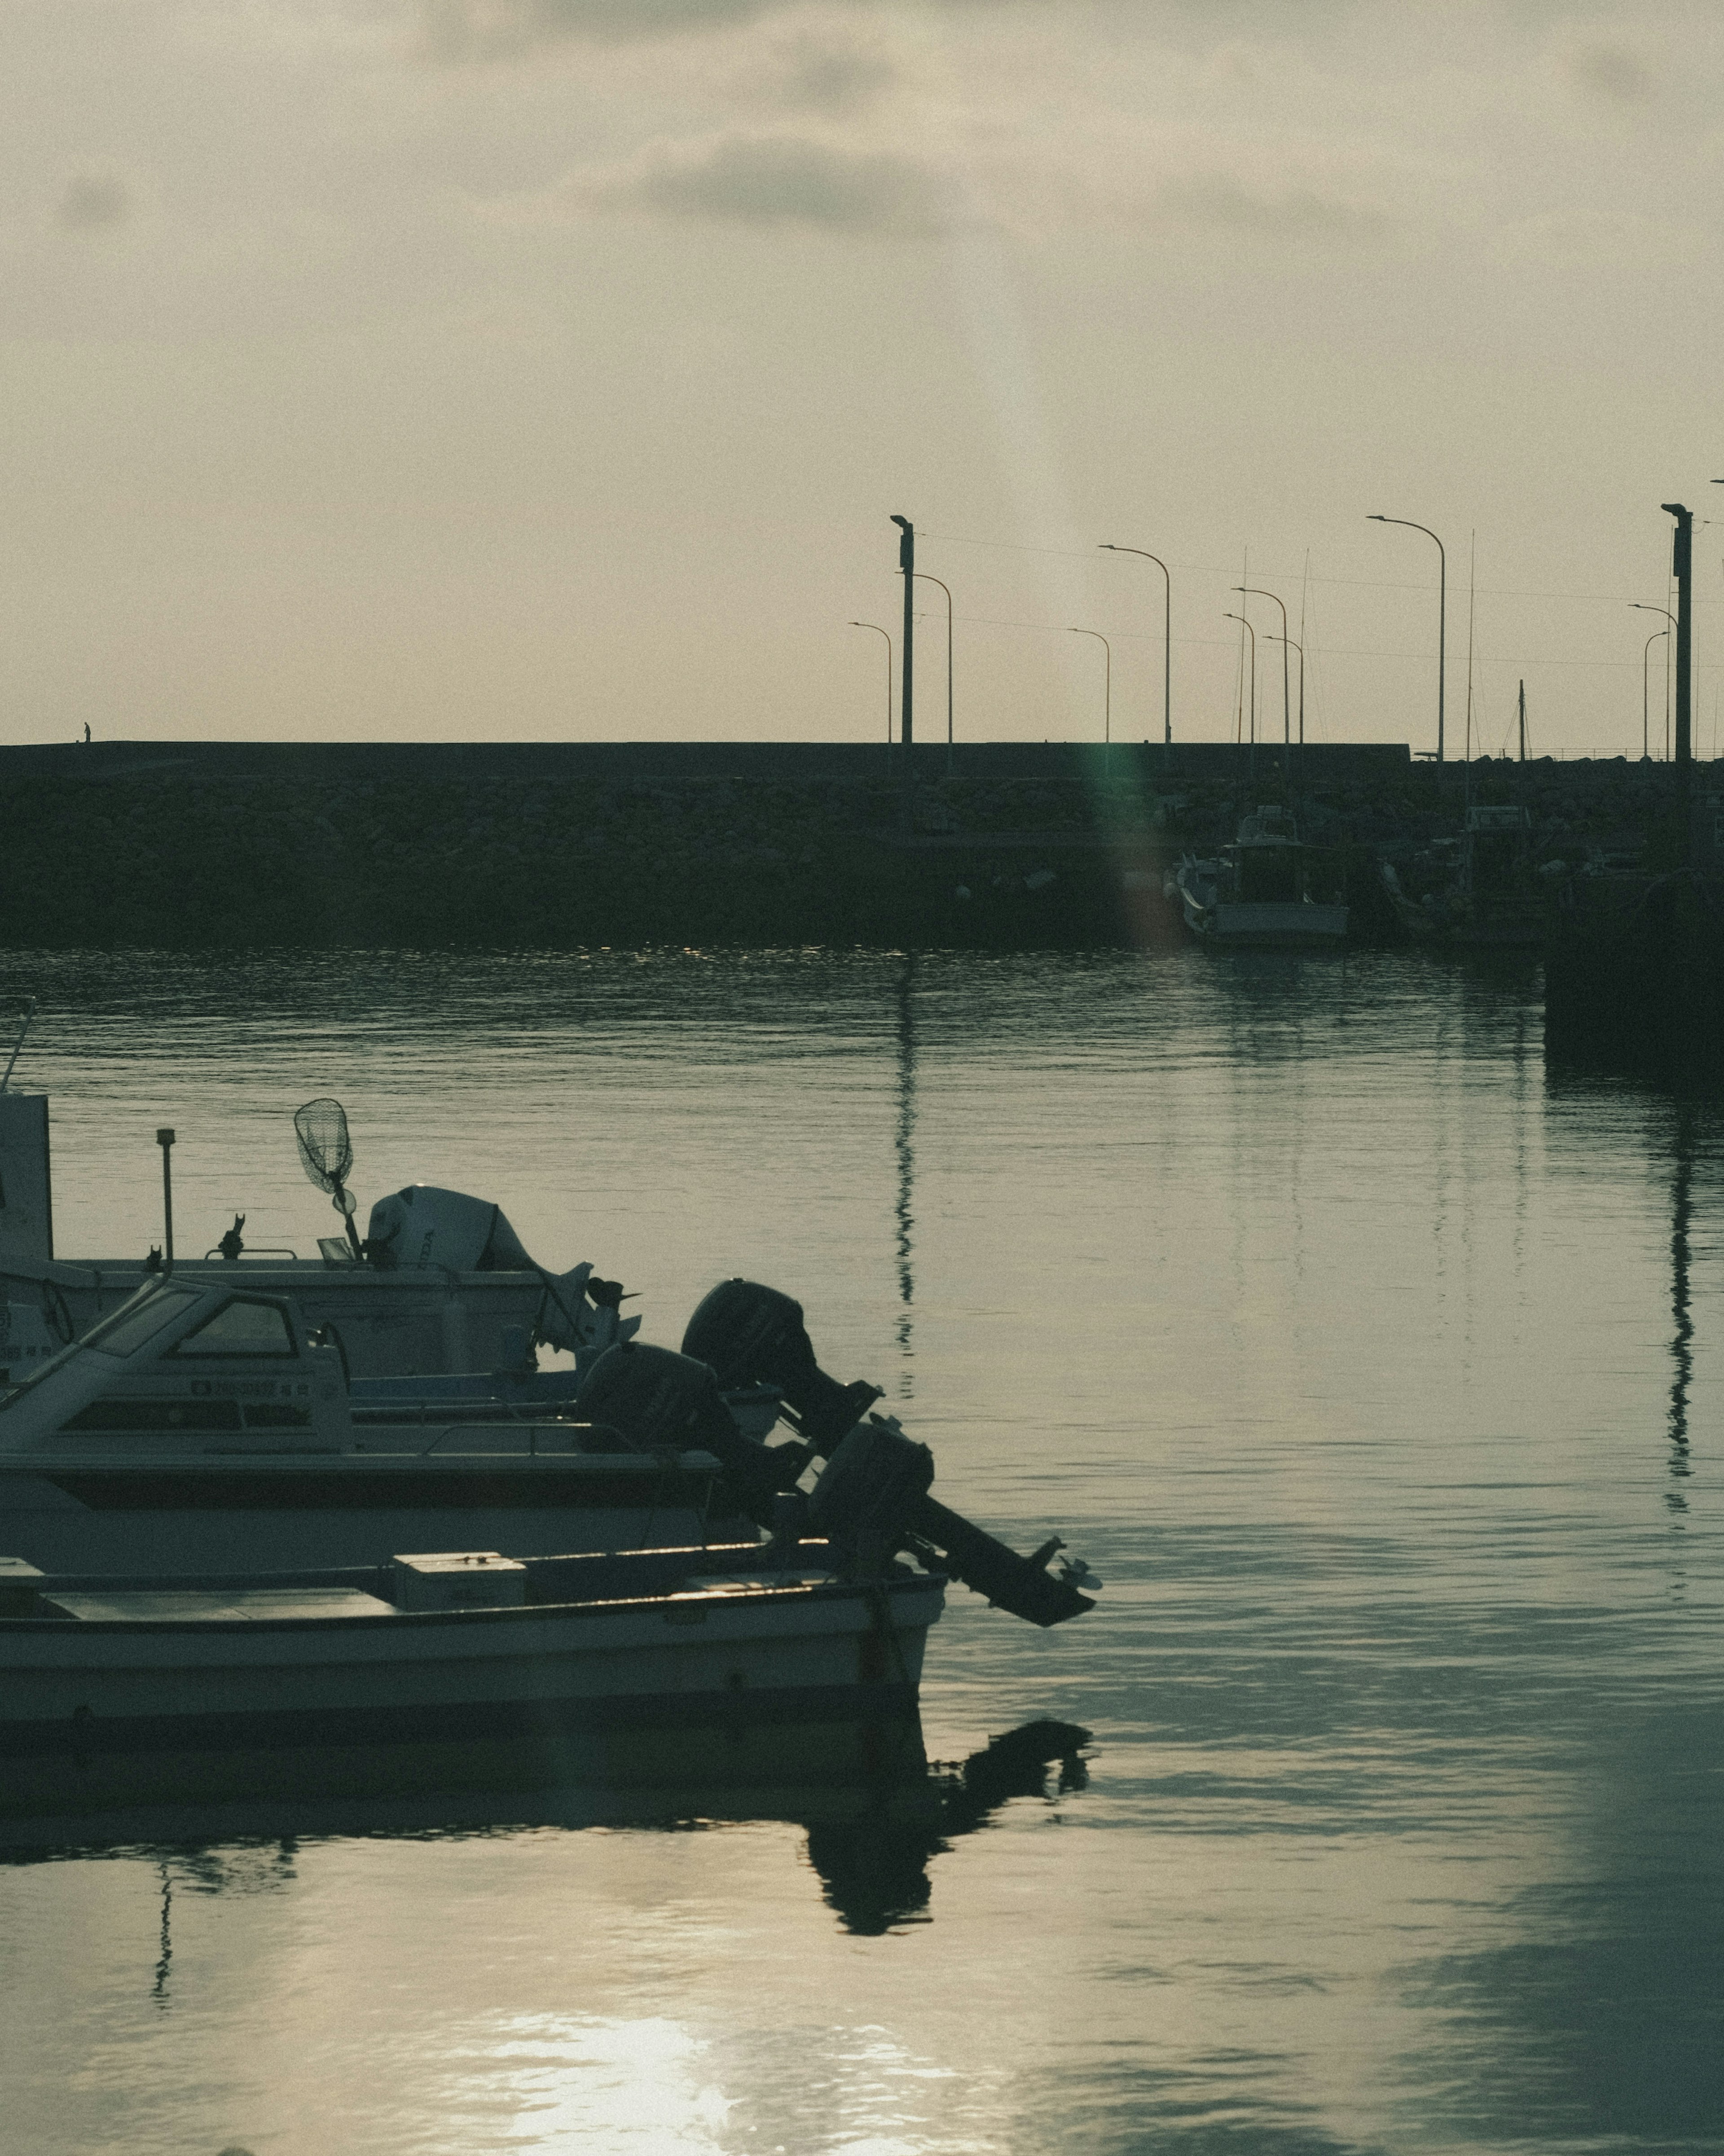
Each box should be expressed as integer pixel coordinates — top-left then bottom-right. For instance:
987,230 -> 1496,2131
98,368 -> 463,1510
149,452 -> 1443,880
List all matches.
1169,807 -> 1349,947
1379,803 -> 1544,948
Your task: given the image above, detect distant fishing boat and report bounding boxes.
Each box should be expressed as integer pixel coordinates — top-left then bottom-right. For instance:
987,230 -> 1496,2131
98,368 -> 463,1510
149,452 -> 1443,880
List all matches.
1169,807 -> 1348,947
1380,804 -> 1544,948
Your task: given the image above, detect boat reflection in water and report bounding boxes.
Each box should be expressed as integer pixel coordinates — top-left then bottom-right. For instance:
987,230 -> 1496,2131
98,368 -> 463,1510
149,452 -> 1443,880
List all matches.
0,1715 -> 1091,1940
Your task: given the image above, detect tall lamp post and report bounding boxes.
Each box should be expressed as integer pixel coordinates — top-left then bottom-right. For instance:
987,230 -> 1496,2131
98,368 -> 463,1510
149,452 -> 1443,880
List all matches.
1632,606 -> 1676,761
914,573 -> 954,776
1223,611 -> 1256,751
849,622 -> 893,760
1368,514 -> 1446,763
889,515 -> 915,829
1099,543 -> 1172,745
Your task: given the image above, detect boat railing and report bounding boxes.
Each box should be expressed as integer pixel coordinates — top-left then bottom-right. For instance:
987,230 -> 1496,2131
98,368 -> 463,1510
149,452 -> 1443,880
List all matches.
415,1415 -> 637,1459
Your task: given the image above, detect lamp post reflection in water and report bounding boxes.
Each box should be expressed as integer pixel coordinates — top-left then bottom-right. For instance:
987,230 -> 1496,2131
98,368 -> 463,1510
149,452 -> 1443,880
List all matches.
893,954 -> 917,1387
1667,1099 -> 1695,1516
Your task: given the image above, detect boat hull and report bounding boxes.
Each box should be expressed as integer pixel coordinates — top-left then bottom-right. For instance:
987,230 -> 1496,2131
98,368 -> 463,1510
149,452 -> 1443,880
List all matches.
0,1453 -> 741,1574
0,1570 -> 943,1817
1179,891 -> 1349,947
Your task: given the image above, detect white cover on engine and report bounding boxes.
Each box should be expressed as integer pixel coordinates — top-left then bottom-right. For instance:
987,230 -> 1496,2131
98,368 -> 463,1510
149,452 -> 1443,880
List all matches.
363,1185 -> 638,1358
366,1186 -> 526,1273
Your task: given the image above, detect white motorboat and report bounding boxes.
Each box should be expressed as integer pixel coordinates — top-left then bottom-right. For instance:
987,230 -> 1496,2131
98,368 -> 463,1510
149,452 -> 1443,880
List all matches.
0,1270 -> 751,1573
0,1089 -> 640,1386
0,1069 -> 1099,1632
1171,807 -> 1349,947
0,1272 -> 1100,1630
0,1541 -> 946,1817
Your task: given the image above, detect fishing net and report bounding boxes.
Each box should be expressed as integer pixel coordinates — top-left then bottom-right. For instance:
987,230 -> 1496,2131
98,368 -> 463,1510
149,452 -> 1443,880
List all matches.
294,1098 -> 353,1196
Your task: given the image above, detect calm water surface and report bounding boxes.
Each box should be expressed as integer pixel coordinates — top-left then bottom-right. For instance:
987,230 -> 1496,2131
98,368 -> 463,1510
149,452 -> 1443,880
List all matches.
0,946 -> 1719,2156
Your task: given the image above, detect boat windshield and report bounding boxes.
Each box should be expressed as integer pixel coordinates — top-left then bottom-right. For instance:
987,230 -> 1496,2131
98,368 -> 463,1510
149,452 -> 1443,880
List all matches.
0,1282 -> 205,1413
83,1283 -> 207,1357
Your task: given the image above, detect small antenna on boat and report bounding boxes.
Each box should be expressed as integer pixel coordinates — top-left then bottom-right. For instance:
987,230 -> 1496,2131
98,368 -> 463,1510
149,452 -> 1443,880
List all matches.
294,1098 -> 365,1258
156,1128 -> 176,1270
0,999 -> 36,1093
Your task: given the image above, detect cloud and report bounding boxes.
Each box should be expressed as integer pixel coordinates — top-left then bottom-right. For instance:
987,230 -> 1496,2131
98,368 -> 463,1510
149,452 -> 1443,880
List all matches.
564,130 -> 947,233
418,0 -> 779,60
1149,170 -> 1390,241
1490,206 -> 1698,268
55,172 -> 131,233
767,26 -> 897,115
1564,38 -> 1653,104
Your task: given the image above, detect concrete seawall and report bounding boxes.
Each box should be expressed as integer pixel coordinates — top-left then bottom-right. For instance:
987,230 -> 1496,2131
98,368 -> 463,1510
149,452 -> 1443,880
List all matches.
0,738 -> 1412,785
0,738 -> 1411,949
0,739 -> 1697,950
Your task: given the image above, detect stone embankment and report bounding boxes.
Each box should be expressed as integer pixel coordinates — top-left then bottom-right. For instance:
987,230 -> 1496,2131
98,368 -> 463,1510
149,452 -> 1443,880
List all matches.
0,743 -> 1708,949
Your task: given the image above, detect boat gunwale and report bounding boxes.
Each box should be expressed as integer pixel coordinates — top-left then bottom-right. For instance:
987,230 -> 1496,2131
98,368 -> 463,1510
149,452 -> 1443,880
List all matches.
0,1570 -> 945,1641
3,1447 -> 724,1476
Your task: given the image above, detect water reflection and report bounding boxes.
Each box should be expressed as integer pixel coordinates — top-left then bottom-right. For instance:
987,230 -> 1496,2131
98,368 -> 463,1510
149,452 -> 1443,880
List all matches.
893,952 -> 917,1383
808,1718 -> 1090,1935
1667,1099 -> 1695,1511
151,1860 -> 172,2008
0,1719 -> 1091,1945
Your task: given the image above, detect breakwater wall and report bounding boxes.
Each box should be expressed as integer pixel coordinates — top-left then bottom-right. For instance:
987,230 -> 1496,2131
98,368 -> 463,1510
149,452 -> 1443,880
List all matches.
0,740 -> 1709,949
0,740 -> 1412,786
1546,871 -> 1724,1066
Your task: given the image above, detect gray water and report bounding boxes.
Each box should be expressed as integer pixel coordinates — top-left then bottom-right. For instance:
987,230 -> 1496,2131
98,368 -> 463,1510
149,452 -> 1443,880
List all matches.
1,946 -> 1719,2156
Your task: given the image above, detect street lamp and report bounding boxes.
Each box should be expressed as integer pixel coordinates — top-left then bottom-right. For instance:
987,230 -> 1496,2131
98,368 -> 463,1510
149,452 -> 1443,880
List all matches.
1067,628 -> 1112,755
1099,544 -> 1171,744
849,622 -> 893,755
1632,604 -> 1676,762
913,572 -> 954,776
1265,631 -> 1304,745
1368,514 -> 1446,763
1641,626 -> 1670,762
1235,584 -> 1290,750
1223,612 -> 1256,747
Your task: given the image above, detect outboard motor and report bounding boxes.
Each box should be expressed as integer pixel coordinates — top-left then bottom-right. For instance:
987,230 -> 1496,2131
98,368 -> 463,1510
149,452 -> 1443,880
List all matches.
808,1418 -> 1096,1628
682,1279 -> 880,1445
576,1340 -> 810,1520
685,1279 -> 1096,1629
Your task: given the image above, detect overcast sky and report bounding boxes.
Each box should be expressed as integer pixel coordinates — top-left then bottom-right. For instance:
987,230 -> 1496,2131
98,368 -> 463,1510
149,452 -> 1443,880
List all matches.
5,0 -> 1723,756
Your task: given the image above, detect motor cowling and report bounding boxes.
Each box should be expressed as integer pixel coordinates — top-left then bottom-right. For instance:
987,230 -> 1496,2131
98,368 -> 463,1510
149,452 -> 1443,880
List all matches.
808,1417 -> 934,1552
577,1340 -> 806,1520
681,1279 -> 879,1446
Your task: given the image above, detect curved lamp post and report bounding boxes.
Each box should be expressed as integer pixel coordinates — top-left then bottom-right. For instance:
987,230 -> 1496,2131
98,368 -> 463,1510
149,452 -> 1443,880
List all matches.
1236,584 -> 1290,755
849,622 -> 893,755
1266,630 -> 1304,745
914,572 -> 954,775
1099,544 -> 1171,744
1642,626 -> 1670,762
1223,611 -> 1256,747
1368,514 -> 1446,763
1632,604 -> 1677,762
1068,627 -> 1112,761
